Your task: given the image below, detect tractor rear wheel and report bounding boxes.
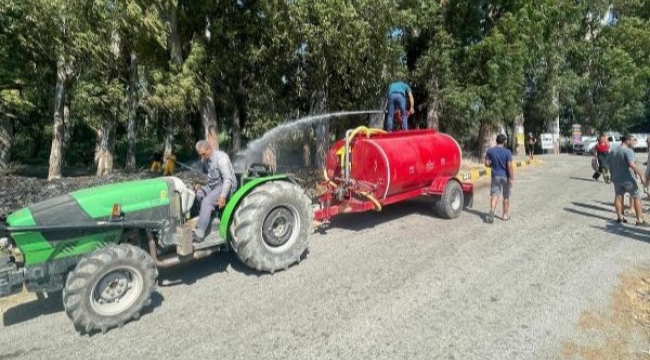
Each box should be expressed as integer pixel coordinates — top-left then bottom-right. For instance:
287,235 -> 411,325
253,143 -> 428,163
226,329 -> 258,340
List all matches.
230,181 -> 312,273
436,180 -> 464,219
62,244 -> 158,333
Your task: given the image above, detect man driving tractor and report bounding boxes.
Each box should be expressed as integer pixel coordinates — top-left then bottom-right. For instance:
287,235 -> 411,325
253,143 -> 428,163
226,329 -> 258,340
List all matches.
193,140 -> 238,242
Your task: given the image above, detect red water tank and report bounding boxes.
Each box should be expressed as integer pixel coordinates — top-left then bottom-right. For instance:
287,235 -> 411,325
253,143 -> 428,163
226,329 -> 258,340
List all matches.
325,129 -> 462,200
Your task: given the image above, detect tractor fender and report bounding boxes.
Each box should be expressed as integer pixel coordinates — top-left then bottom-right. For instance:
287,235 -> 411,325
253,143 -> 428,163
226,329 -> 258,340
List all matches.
219,175 -> 294,241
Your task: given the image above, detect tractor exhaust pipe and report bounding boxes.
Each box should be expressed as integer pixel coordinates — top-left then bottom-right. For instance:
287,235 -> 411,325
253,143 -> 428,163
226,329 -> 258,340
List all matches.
146,231 -> 219,268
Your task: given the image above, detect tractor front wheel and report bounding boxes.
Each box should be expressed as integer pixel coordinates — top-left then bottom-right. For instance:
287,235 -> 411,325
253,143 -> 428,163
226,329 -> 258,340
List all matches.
230,181 -> 312,273
436,180 -> 464,219
62,244 -> 158,333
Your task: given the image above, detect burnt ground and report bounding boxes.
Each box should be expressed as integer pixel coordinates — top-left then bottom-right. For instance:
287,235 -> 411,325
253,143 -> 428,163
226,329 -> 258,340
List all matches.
0,166 -> 324,216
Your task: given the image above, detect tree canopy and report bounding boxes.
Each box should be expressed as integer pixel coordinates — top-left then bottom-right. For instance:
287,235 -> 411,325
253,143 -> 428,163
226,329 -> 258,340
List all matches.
0,0 -> 648,177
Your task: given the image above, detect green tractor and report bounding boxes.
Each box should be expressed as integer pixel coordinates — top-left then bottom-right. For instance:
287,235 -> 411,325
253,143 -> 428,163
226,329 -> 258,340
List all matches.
0,164 -> 312,333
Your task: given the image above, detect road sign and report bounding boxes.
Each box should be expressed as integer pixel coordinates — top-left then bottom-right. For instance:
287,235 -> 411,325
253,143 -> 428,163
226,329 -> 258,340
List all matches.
541,133 -> 554,150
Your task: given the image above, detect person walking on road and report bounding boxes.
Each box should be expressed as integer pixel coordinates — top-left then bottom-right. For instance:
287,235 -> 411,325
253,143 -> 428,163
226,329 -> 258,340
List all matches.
484,134 -> 515,223
385,81 -> 415,131
592,134 -> 610,182
527,132 -> 536,162
608,134 -> 648,226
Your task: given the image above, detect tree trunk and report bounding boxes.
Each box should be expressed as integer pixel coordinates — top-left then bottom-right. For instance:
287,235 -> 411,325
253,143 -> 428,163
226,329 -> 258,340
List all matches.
231,91 -> 248,155
262,142 -> 277,173
315,122 -> 329,169
370,63 -> 390,129
369,96 -> 385,129
231,108 -> 241,154
478,119 -> 498,160
95,122 -> 115,176
311,89 -> 329,168
164,116 -> 174,161
549,90 -> 560,155
62,98 -> 71,151
48,56 -> 67,180
302,127 -> 311,167
426,78 -> 440,130
169,4 -> 183,65
0,99 -> 12,169
200,90 -> 218,150
126,52 -> 138,171
514,112 -> 525,156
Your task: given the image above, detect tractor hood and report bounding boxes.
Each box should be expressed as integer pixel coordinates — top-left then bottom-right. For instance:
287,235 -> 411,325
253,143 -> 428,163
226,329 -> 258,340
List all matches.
6,178 -> 173,227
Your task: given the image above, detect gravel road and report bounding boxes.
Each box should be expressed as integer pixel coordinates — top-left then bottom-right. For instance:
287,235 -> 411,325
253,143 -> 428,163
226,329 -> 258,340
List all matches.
1,154 -> 649,360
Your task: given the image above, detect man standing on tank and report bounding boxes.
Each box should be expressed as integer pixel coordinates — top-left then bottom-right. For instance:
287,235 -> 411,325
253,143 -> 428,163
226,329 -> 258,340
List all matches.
385,81 -> 415,131
193,140 -> 238,242
484,134 -> 514,223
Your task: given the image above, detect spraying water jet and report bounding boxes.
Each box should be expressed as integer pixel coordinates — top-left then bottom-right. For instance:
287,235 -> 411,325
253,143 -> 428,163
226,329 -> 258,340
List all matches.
233,110 -> 385,173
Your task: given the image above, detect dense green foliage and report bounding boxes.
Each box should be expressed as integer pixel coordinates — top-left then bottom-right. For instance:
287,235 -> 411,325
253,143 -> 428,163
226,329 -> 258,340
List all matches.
0,0 -> 648,175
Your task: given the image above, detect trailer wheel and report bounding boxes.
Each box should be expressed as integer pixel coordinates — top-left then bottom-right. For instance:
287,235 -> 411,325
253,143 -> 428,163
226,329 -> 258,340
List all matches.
436,181 -> 464,219
62,244 -> 158,334
231,181 -> 312,273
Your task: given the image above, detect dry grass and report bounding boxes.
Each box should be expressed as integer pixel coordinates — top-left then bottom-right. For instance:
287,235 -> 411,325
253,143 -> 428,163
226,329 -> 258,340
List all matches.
461,154 -> 485,172
560,268 -> 650,359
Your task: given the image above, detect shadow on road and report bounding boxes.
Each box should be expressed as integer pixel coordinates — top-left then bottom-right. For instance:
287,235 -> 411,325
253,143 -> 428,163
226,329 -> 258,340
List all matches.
157,247 -> 310,285
2,292 -> 64,327
563,207 -> 613,222
314,197 -> 483,233
463,207 -> 492,223
571,201 -> 614,214
2,290 -> 166,329
590,223 -> 650,245
569,177 -> 598,183
158,251 -> 267,286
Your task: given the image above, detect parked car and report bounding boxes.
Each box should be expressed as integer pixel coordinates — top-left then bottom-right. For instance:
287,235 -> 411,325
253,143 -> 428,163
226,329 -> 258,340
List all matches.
573,136 -> 596,154
633,133 -> 648,152
583,131 -> 622,154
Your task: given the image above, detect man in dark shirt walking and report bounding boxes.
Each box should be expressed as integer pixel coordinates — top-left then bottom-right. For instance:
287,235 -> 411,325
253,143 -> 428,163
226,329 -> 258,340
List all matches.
484,134 -> 515,223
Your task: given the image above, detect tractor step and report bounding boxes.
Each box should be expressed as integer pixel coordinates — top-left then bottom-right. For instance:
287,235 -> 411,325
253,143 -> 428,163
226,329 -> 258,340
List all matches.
193,238 -> 222,251
192,229 -> 223,251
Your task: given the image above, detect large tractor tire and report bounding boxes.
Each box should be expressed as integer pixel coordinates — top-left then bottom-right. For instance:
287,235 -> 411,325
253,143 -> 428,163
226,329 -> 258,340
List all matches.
230,181 -> 312,273
62,244 -> 158,333
436,180 -> 464,219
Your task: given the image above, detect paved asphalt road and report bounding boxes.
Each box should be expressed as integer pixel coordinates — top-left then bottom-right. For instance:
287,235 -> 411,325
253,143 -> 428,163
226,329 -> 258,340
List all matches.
1,154 -> 650,360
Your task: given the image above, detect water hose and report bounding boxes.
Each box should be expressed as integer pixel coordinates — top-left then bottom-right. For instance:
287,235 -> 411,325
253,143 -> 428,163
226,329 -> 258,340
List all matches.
343,126 -> 387,181
322,126 -> 386,210
322,168 -> 337,188
357,191 -> 382,212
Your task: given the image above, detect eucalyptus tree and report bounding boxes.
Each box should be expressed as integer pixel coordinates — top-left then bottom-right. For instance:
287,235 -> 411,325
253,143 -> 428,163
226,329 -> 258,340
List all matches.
114,0 -> 167,170
607,2 -> 650,130
30,0 -> 111,179
288,0 -> 400,166
0,0 -> 113,178
562,1 -> 647,133
402,0 -> 451,130
405,0 -> 528,156
0,0 -> 52,168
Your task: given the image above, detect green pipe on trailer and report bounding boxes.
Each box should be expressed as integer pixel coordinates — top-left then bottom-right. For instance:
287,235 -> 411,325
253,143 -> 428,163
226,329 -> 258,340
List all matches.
219,174 -> 291,241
